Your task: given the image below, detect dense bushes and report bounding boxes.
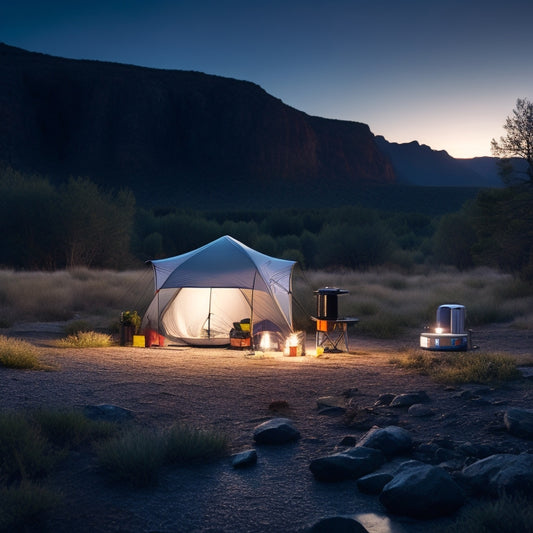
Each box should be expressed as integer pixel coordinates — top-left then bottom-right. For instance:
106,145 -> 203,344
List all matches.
0,168 -> 135,269
2,166 -> 532,280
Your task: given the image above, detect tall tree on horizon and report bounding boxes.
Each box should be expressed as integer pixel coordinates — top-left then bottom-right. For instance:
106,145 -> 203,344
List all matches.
491,98 -> 533,186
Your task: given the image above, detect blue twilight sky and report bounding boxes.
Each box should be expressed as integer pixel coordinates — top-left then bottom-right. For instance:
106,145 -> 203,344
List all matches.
1,0 -> 532,158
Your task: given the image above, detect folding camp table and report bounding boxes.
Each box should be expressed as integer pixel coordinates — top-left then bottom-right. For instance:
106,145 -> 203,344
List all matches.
312,317 -> 359,353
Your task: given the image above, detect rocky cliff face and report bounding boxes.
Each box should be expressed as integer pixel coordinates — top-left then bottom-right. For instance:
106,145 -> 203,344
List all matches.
0,44 -> 395,199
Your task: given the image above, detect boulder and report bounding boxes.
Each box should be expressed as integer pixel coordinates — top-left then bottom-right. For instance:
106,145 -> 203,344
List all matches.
380,460 -> 465,519
253,418 -> 300,445
356,426 -> 413,458
460,453 -> 533,496
310,446 -> 385,482
504,407 -> 533,439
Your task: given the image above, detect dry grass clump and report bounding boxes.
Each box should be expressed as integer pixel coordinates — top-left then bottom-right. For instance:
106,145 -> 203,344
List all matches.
0,335 -> 43,369
390,348 -> 521,385
55,331 -> 113,348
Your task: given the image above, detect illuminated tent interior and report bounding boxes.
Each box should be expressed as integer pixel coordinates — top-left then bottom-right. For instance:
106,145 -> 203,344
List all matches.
142,236 -> 296,346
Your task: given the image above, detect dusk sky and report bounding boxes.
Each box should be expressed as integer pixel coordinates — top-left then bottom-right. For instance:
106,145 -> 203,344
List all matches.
2,0 -> 532,158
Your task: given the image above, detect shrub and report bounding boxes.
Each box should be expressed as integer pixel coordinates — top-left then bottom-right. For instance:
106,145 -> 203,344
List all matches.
55,331 -> 113,348
0,335 -> 42,369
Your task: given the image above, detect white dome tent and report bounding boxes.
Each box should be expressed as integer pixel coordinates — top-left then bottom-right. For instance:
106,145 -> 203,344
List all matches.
142,235 -> 296,347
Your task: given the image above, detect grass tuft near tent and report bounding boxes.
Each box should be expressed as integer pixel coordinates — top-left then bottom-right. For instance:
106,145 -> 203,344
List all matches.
0,335 -> 43,369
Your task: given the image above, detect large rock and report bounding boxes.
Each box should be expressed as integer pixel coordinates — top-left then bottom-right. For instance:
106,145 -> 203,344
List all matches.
309,447 -> 385,482
356,426 -> 413,458
504,407 -> 533,439
460,453 -> 533,496
253,418 -> 300,445
380,460 -> 465,519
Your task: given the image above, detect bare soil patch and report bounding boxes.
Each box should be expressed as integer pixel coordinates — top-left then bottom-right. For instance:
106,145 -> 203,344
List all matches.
2,324 -> 533,532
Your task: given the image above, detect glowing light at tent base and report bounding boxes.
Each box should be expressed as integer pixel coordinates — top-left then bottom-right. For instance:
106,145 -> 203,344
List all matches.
259,332 -> 272,351
285,332 -> 304,357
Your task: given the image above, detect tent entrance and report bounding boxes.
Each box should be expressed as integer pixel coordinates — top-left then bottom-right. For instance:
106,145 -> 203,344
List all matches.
161,287 -> 251,345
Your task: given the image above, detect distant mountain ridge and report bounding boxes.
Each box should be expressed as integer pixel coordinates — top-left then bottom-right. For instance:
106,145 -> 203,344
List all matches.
375,137 -> 502,188
0,43 -> 502,210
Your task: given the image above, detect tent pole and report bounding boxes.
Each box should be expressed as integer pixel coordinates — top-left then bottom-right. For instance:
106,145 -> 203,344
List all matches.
249,272 -> 256,351
207,288 -> 212,338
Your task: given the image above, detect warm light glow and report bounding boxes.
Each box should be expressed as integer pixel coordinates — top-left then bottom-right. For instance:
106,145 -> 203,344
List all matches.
260,332 -> 271,351
286,334 -> 299,348
435,327 -> 443,334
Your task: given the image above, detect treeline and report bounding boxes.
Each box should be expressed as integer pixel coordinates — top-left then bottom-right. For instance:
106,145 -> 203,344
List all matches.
1,167 -> 532,280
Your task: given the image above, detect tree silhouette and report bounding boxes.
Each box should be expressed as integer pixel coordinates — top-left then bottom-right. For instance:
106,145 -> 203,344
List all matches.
491,98 -> 533,186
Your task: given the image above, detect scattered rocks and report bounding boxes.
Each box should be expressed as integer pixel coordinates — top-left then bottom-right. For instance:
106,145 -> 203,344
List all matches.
504,407 -> 533,439
253,417 -> 300,445
380,460 -> 466,519
309,446 -> 385,482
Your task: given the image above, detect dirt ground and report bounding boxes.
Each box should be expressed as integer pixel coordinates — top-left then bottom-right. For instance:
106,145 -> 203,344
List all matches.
2,323 -> 533,532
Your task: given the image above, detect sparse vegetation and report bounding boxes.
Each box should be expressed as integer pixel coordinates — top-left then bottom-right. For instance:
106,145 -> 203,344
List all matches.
0,335 -> 43,369
390,349 -> 521,384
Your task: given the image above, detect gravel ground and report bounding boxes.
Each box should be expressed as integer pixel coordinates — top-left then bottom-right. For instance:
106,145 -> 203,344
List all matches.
2,323 -> 533,532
